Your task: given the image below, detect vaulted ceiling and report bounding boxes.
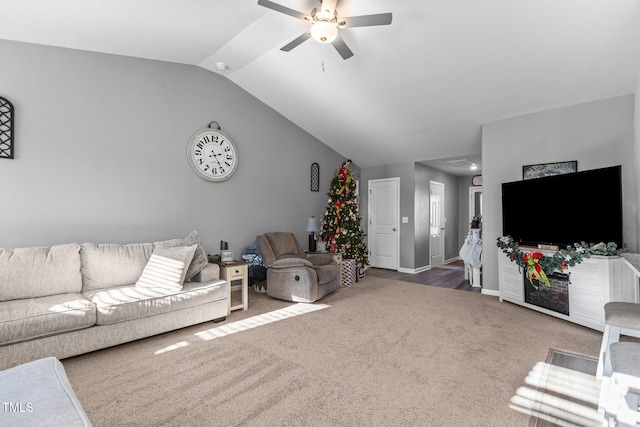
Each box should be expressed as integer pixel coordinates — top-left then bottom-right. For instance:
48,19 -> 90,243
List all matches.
2,0 -> 640,175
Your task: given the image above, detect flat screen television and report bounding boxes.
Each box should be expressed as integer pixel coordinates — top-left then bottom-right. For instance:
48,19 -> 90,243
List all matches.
502,165 -> 623,249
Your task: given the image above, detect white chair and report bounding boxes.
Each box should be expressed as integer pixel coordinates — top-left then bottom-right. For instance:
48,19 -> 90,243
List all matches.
600,342 -> 640,426
597,302 -> 640,379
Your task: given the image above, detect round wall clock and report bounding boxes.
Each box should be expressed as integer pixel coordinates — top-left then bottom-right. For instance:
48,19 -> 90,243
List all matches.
471,175 -> 483,186
186,127 -> 238,182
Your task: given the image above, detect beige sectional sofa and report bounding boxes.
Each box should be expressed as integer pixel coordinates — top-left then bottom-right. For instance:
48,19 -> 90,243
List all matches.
0,232 -> 228,370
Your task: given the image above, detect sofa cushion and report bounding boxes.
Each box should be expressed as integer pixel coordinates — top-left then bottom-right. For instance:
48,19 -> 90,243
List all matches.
135,245 -> 197,292
0,244 -> 82,302
0,294 -> 96,345
0,357 -> 93,426
154,231 -> 207,281
81,242 -> 153,291
84,280 -> 227,325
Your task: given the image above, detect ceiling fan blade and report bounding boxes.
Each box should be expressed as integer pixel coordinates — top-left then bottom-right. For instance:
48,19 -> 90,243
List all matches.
339,13 -> 392,28
257,0 -> 309,21
280,32 -> 312,52
331,34 -> 353,60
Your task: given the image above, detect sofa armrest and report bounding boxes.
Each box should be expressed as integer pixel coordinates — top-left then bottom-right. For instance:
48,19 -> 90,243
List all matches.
0,357 -> 93,427
189,263 -> 220,282
272,258 -> 313,269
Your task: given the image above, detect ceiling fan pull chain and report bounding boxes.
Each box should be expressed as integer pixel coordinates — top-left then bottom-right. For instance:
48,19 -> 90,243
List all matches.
322,44 -> 326,72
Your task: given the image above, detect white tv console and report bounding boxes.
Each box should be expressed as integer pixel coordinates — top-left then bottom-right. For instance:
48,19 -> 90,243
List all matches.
498,249 -> 639,331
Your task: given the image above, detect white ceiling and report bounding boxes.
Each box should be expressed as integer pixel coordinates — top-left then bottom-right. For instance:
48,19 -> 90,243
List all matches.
2,0 -> 640,175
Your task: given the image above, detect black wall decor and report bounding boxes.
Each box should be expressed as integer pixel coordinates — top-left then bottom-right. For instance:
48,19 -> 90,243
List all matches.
0,96 -> 14,159
311,162 -> 319,191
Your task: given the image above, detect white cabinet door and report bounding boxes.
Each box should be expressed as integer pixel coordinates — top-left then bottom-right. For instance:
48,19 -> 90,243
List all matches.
499,251 -> 523,303
568,258 -> 605,330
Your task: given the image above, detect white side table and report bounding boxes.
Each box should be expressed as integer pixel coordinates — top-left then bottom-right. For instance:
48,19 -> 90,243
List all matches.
217,261 -> 249,314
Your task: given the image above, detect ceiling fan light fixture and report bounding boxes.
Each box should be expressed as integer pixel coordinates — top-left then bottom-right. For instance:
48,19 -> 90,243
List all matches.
310,21 -> 338,43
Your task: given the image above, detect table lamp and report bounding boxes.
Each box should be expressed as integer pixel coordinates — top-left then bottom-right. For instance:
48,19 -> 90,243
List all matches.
306,216 -> 320,252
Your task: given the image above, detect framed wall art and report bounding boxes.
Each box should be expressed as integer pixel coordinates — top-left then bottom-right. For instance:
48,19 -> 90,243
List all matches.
523,160 -> 577,180
0,96 -> 14,159
221,250 -> 233,262
311,162 -> 319,192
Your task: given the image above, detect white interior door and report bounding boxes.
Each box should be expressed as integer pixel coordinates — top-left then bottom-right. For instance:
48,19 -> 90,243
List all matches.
430,181 -> 445,267
368,178 -> 399,269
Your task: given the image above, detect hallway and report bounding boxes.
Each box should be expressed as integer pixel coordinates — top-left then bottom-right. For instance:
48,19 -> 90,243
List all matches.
366,260 -> 481,292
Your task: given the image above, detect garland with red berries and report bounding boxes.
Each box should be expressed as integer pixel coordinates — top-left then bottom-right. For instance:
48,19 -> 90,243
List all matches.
496,236 -> 619,288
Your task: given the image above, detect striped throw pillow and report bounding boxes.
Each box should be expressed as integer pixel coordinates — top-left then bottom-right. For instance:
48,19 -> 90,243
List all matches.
135,245 -> 197,292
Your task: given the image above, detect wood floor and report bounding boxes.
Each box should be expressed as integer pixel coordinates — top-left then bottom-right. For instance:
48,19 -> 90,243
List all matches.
366,260 -> 481,292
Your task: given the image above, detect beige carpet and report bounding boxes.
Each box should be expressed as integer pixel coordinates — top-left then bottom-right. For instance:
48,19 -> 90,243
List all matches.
62,276 -> 603,426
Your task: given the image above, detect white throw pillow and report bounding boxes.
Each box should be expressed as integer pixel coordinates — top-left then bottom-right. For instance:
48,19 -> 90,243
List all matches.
135,245 -> 197,292
153,231 -> 208,281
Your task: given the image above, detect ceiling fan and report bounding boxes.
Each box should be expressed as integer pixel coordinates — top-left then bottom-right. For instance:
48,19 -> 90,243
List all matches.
257,0 -> 392,59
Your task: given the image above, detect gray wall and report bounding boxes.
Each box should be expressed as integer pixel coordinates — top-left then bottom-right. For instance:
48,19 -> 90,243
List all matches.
415,164 -> 461,264
360,162 -> 415,270
635,74 -> 640,248
360,161 -> 461,271
0,39 -> 348,254
482,94 -> 637,293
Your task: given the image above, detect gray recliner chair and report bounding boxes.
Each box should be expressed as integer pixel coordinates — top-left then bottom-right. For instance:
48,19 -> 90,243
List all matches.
255,232 -> 340,303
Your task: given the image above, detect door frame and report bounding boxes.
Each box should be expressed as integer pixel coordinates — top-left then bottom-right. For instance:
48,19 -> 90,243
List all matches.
469,186 -> 482,226
429,180 -> 445,267
367,177 -> 400,270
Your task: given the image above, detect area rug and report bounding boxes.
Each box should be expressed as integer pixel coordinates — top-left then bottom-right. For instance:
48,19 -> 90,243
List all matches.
61,276 -> 603,426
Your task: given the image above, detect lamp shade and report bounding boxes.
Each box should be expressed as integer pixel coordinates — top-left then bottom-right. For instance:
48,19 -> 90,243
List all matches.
306,217 -> 321,232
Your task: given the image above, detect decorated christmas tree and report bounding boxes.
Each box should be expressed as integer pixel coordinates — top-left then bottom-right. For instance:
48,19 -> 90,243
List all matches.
320,160 -> 368,267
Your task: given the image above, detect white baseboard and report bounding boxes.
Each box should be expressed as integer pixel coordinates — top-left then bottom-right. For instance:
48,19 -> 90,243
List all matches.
398,265 -> 431,274
481,289 -> 499,297
397,257 -> 462,275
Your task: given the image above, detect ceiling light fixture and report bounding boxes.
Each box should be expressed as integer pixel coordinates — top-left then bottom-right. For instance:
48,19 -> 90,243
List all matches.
310,21 -> 338,43
258,0 -> 392,60
309,7 -> 338,44
446,159 -> 477,169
